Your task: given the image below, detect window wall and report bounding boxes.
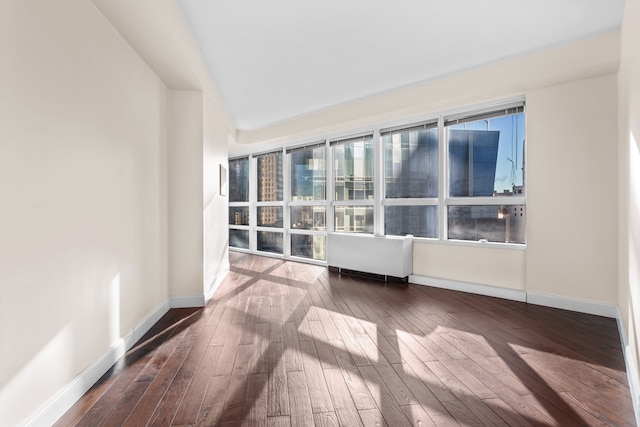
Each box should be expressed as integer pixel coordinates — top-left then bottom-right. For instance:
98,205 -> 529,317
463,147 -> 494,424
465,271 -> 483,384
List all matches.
228,157 -> 250,249
332,134 -> 374,234
382,121 -> 438,238
228,99 -> 526,262
256,151 -> 284,254
288,143 -> 327,260
445,105 -> 526,243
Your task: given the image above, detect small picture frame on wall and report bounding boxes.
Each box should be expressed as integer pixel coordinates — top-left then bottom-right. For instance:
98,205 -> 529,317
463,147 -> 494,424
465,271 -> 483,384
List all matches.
220,164 -> 227,196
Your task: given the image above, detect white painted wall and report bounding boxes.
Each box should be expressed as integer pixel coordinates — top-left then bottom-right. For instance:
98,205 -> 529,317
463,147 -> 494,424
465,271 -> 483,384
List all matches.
167,91 -> 231,303
167,90 -> 205,300
413,243 -> 526,290
527,74 -> 619,304
618,0 -> 640,416
0,0 -> 169,425
203,98 -> 231,297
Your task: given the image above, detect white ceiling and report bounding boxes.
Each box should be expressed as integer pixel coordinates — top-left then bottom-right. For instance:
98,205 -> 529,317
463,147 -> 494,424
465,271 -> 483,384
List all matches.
176,0 -> 625,131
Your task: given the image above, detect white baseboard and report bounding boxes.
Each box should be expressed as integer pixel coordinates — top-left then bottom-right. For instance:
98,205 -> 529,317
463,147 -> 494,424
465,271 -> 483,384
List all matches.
616,309 -> 640,427
409,274 -> 527,302
124,299 -> 171,349
410,275 -> 619,319
526,292 -> 618,318
170,295 -> 206,308
24,299 -> 171,427
205,261 -> 230,302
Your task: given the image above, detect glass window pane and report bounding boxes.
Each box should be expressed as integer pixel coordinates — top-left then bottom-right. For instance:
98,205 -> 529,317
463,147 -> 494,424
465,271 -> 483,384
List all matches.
229,157 -> 249,202
257,206 -> 283,227
229,206 -> 249,226
291,146 -> 326,201
257,151 -> 283,201
229,229 -> 249,249
291,206 -> 326,231
334,206 -> 374,234
448,205 -> 525,243
333,138 -> 374,201
385,205 -> 438,238
291,234 -> 326,261
448,112 -> 525,197
257,231 -> 283,254
384,128 -> 438,198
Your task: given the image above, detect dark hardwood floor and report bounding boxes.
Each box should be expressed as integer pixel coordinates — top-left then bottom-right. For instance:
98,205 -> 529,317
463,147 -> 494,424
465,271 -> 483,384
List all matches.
56,252 -> 635,426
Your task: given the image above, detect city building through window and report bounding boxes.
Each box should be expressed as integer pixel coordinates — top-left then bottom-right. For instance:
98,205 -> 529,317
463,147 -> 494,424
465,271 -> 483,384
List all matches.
289,143 -> 327,260
381,121 -> 438,238
228,157 -> 250,248
445,104 -> 525,243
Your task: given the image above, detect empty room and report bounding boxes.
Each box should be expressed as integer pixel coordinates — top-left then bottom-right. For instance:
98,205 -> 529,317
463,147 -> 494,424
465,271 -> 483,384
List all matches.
2,0 -> 640,425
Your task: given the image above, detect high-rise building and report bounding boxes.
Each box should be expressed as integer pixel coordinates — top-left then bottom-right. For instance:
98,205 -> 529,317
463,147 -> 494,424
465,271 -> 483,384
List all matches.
447,129 -> 525,243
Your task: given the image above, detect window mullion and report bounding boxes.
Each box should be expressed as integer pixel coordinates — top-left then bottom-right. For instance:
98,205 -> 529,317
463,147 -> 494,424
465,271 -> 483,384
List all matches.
447,196 -> 526,206
283,147 -> 291,257
326,141 -> 334,234
382,198 -> 439,206
249,154 -> 257,252
439,115 -> 447,241
374,128 -> 383,236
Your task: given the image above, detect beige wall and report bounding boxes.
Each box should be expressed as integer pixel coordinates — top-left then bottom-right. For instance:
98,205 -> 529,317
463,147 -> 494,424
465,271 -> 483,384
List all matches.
619,0 -> 640,414
167,91 -> 231,300
414,244 -> 526,290
0,0 -> 169,424
167,90 -> 205,298
203,98 -> 231,295
527,74 -> 619,303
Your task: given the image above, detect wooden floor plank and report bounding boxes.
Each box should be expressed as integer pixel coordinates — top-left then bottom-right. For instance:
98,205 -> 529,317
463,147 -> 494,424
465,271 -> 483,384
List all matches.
121,347 -> 191,427
171,345 -> 223,425
250,322 -> 270,374
267,341 -> 290,417
358,408 -> 388,427
57,252 -> 635,427
323,368 -> 364,427
219,343 -> 256,422
358,365 -> 413,427
241,372 -> 268,427
286,370 -> 314,427
214,322 -> 244,376
312,412 -> 340,427
373,363 -> 418,406
333,318 -> 371,366
426,360 -> 510,425
390,363 -> 458,426
401,404 -> 437,427
308,320 -> 340,370
299,340 -> 335,414
283,321 -> 304,372
338,364 -> 377,411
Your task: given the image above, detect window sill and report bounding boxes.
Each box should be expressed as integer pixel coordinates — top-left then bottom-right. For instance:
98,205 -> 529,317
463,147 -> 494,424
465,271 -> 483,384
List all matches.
412,236 -> 527,250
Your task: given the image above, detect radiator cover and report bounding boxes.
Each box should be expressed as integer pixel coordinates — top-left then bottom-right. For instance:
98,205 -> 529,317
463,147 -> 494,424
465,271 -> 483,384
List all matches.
327,233 -> 413,280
